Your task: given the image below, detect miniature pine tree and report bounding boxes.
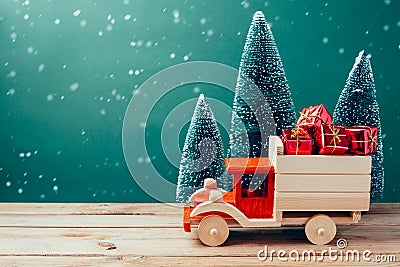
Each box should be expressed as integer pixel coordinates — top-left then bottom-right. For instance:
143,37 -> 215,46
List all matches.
176,94 -> 231,203
332,50 -> 384,202
229,11 -> 296,146
228,11 -> 296,188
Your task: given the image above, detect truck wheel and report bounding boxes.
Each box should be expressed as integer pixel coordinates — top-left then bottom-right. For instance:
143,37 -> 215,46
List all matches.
305,214 -> 336,245
198,215 -> 229,246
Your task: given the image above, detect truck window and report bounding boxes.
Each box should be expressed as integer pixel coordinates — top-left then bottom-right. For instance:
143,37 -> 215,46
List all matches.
241,173 -> 268,198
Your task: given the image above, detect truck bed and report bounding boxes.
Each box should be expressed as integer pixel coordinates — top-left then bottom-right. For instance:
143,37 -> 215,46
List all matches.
269,136 -> 372,212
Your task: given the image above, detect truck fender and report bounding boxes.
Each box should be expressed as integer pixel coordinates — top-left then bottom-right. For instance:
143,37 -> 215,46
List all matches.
190,201 -> 249,227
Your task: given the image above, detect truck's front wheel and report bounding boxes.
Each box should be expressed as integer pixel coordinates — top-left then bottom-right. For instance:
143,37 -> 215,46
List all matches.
198,215 -> 229,246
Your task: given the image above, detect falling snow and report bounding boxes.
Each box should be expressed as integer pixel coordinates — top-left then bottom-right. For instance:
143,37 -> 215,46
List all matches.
172,10 -> 180,23
47,94 -> 54,101
241,1 -> 250,9
10,32 -> 17,41
69,82 -> 79,91
0,1 -> 397,202
7,89 -> 16,96
383,25 -> 389,31
73,9 -> 82,17
8,70 -> 16,78
38,64 -> 45,72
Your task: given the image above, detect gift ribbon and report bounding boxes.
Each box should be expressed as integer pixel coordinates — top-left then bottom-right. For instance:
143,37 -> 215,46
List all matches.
298,105 -> 327,125
352,133 -> 378,149
324,125 -> 346,153
299,112 -> 323,124
290,128 -> 301,155
290,128 -> 309,139
368,134 -> 378,148
289,128 -> 311,155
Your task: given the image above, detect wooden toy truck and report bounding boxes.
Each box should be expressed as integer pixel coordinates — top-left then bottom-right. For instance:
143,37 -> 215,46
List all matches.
183,136 -> 371,246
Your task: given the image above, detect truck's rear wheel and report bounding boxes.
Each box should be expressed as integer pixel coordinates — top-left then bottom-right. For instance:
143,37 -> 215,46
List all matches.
305,214 -> 336,245
198,215 -> 229,246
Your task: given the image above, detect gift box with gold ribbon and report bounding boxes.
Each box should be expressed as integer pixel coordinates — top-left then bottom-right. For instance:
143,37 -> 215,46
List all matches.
296,104 -> 332,135
282,128 -> 313,155
345,126 -> 378,155
315,124 -> 348,155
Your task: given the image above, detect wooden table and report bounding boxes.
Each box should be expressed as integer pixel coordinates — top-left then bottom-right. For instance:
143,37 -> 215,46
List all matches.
0,203 -> 398,266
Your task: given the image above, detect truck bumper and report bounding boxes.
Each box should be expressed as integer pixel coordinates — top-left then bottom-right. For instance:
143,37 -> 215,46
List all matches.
183,204 -> 192,232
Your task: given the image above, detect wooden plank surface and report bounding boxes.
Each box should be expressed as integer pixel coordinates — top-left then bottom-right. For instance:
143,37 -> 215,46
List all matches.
275,174 -> 371,192
0,203 -> 398,266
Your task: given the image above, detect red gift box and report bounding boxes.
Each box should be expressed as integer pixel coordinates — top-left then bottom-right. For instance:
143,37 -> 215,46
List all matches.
282,128 -> 313,155
296,104 -> 332,135
315,125 -> 348,155
345,126 -> 378,155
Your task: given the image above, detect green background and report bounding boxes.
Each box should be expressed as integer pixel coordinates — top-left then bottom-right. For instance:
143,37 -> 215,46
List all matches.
0,0 -> 399,202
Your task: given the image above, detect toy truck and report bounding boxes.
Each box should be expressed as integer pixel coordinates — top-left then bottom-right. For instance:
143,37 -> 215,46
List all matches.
183,136 -> 371,246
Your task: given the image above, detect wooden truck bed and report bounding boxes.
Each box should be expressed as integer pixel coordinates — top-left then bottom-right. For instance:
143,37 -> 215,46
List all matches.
269,136 -> 372,213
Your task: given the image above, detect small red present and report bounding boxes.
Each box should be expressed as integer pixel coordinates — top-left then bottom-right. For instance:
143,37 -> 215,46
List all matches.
296,104 -> 332,135
345,126 -> 378,155
315,125 -> 348,155
282,128 -> 313,155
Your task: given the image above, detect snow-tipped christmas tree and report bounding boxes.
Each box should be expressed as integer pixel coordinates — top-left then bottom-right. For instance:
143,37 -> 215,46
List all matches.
228,11 -> 296,161
332,50 -> 384,202
176,94 -> 231,203
229,11 -> 296,189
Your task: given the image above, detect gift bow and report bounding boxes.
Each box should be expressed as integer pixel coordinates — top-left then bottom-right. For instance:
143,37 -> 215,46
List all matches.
288,128 -> 311,155
368,134 -> 378,148
290,128 -> 303,155
290,128 -> 309,139
298,105 -> 326,124
325,125 -> 346,153
299,111 -> 323,123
